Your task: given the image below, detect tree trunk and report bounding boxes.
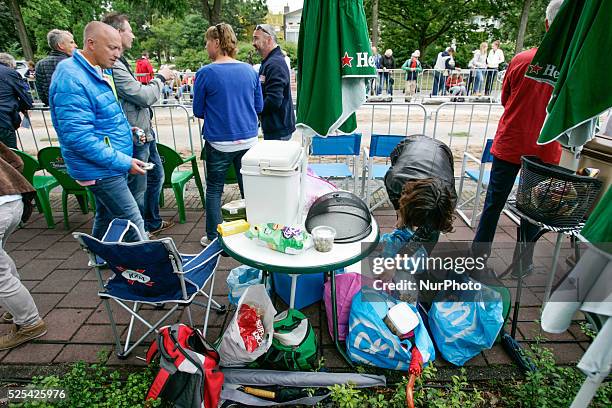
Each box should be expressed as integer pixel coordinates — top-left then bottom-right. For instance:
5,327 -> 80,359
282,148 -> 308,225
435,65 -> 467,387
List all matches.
371,0 -> 379,47
515,0 -> 532,54
202,0 -> 222,26
7,0 -> 34,60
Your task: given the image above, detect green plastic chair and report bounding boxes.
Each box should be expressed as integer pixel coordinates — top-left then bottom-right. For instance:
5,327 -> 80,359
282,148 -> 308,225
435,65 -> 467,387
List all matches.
37,147 -> 95,229
157,143 -> 205,224
11,149 -> 60,228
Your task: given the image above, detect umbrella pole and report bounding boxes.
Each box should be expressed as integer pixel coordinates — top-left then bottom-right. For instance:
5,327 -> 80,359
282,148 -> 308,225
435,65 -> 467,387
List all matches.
298,130 -> 311,223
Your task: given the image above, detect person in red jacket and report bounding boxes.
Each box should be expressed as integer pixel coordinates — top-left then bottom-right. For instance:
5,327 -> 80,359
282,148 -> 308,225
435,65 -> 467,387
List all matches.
135,51 -> 154,84
472,0 -> 564,276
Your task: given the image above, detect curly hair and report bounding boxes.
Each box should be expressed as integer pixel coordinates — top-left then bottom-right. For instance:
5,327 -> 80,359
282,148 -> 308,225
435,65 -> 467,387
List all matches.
205,23 -> 237,58
397,178 -> 456,233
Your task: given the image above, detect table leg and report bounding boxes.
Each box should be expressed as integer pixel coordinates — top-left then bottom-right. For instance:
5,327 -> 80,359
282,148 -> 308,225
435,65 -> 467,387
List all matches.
330,270 -> 354,367
289,274 -> 298,309
544,233 -> 564,305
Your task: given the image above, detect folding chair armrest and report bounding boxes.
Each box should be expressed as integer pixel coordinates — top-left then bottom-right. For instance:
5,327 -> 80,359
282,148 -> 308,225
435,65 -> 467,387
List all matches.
462,151 -> 482,165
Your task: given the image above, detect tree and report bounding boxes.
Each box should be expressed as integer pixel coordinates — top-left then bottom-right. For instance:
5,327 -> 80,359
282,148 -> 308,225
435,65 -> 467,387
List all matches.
371,0 -> 379,47
7,0 -> 34,60
371,0 -> 502,65
201,0 -> 222,26
515,0 -> 532,53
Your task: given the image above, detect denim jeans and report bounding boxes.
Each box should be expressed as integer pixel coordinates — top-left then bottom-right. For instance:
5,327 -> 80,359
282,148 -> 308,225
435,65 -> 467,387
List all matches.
473,69 -> 484,94
0,128 -> 17,149
204,142 -> 246,240
472,157 -> 540,271
89,174 -> 146,241
484,68 -> 498,96
432,71 -> 444,96
128,141 -> 164,231
0,199 -> 40,326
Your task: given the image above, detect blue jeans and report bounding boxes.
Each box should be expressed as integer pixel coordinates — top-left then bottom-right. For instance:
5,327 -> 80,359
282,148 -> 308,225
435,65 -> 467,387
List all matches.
432,71 -> 444,96
204,142 -> 247,240
473,69 -> 484,94
128,141 -> 164,231
472,157 -> 540,270
89,174 -> 146,241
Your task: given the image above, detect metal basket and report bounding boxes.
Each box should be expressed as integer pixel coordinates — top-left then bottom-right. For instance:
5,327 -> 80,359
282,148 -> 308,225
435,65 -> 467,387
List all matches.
516,156 -> 602,228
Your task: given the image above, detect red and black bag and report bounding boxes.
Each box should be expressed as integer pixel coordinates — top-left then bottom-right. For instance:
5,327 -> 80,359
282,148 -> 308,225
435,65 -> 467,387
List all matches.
146,324 -> 224,408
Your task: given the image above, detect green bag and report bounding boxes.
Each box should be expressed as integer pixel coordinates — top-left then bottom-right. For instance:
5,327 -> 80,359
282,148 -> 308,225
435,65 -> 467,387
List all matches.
259,309 -> 318,371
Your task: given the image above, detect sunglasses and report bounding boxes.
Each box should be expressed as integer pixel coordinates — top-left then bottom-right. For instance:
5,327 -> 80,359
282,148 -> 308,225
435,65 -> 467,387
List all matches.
255,25 -> 273,37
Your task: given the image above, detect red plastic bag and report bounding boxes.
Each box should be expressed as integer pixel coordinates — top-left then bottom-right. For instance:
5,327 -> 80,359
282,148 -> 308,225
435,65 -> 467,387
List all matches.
237,304 -> 265,352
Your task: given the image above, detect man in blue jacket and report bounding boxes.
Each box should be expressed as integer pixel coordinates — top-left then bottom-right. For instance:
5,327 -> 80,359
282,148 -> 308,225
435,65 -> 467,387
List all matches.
252,24 -> 296,140
49,22 -> 148,240
0,53 -> 33,148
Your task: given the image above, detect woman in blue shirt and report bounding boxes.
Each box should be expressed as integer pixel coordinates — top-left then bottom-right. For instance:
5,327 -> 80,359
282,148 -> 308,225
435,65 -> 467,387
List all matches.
193,23 -> 263,246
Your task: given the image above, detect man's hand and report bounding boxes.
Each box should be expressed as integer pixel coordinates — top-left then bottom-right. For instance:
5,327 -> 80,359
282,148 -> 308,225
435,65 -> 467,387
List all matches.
158,65 -> 175,81
129,158 -> 147,175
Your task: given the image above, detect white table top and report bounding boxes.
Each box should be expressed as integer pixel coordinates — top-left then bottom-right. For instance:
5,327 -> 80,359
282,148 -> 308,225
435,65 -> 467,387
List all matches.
219,219 -> 379,274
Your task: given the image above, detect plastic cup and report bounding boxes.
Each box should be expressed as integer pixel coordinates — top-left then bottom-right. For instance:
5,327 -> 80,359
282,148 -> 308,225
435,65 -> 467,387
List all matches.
311,226 -> 336,252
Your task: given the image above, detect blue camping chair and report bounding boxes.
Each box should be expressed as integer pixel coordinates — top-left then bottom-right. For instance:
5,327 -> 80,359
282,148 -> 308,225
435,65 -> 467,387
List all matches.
456,139 -> 520,227
360,134 -> 406,209
73,219 -> 225,358
310,133 -> 362,192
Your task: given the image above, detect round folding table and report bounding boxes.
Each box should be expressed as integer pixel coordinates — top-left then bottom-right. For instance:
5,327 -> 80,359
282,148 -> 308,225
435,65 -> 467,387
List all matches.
219,219 -> 380,365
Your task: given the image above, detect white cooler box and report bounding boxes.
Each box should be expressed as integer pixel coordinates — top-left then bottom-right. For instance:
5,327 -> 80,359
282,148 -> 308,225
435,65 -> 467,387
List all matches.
241,140 -> 304,226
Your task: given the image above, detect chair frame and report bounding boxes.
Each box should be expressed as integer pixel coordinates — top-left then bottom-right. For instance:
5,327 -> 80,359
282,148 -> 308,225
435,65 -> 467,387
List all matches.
74,220 -> 224,359
309,133 -> 362,193
456,139 -> 520,228
360,134 -> 406,210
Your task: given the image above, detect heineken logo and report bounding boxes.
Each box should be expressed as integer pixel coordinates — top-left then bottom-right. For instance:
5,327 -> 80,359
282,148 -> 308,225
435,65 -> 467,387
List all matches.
341,51 -> 377,69
528,63 -> 559,79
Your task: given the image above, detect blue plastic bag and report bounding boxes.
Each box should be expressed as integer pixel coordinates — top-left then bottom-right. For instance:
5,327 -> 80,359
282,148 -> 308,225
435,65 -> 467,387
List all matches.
346,288 -> 435,371
428,282 -> 504,366
227,265 -> 264,305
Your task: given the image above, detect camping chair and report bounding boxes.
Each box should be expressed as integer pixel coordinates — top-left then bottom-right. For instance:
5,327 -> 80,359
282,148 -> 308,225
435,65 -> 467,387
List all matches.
11,149 -> 60,228
360,134 -> 405,210
37,146 -> 95,229
310,133 -> 362,192
455,139 -> 519,228
74,218 -> 225,358
157,143 -> 205,224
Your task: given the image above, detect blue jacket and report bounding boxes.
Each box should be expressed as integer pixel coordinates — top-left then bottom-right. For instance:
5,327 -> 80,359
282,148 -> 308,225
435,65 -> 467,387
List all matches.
259,47 -> 295,139
0,64 -> 33,131
49,50 -> 133,181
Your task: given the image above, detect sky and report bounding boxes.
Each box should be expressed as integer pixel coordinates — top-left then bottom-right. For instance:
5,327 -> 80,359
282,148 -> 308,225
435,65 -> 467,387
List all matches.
267,0 -> 304,13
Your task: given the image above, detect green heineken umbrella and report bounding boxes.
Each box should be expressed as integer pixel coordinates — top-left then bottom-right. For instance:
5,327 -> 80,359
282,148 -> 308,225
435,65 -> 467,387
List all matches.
525,0 -> 612,162
296,0 -> 376,137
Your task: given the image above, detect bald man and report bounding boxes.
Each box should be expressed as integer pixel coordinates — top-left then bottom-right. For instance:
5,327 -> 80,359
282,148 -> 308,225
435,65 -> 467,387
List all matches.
49,21 -> 148,241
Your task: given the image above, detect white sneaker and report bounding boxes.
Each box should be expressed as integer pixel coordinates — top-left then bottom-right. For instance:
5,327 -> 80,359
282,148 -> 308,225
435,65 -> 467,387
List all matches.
200,237 -> 211,247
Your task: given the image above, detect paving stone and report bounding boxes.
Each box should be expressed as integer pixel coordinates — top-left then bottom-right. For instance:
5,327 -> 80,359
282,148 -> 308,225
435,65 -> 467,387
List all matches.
106,345 -> 148,366
517,307 -> 543,321
17,234 -> 63,251
37,241 -> 80,259
31,293 -> 65,318
159,221 -> 196,236
493,231 -> 516,243
568,324 -> 593,342
2,343 -> 63,364
56,250 -> 90,269
483,344 -> 514,365
87,302 -> 134,325
9,228 -> 48,243
18,259 -> 64,280
54,344 -> 113,364
507,287 -> 542,308
464,352 -> 488,367
4,241 -> 21,251
9,250 -> 42,269
71,324 -> 126,343
57,281 -> 102,308
445,227 -> 475,241
43,308 -> 92,341
547,343 -> 584,364
81,268 -> 111,281
32,269 -> 86,293
518,321 -> 576,342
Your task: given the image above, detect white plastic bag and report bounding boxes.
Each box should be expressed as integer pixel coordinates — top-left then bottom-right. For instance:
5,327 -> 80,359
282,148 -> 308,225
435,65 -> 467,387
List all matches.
303,167 -> 338,214
218,284 -> 277,367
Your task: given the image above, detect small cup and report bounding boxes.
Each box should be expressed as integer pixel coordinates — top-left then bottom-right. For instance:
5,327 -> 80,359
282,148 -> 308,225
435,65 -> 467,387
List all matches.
311,226 -> 336,252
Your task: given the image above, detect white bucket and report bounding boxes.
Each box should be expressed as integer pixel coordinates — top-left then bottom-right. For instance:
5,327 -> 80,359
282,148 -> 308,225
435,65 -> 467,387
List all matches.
241,140 -> 304,226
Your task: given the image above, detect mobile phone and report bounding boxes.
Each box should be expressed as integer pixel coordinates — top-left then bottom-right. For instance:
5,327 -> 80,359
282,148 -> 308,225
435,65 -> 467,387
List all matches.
141,162 -> 155,171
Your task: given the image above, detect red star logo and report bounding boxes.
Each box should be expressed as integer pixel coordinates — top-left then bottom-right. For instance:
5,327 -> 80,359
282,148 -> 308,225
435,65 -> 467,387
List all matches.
529,64 -> 543,74
341,52 -> 353,68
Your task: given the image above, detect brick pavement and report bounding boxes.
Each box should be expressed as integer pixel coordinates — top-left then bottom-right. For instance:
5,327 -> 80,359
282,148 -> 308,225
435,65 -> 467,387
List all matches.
0,187 -> 590,379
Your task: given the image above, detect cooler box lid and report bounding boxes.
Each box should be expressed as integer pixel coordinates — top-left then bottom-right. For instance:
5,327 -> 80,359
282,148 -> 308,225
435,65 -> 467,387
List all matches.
241,140 -> 303,175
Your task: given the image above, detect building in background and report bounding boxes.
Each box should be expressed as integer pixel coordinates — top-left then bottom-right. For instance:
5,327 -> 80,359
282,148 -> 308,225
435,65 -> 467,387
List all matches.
265,11 -> 285,41
283,7 -> 302,43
